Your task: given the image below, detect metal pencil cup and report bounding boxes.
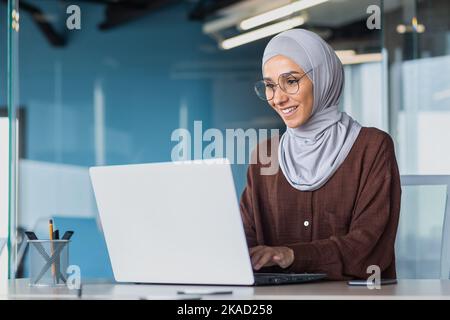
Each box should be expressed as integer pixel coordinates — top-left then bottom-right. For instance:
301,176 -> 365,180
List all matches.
28,240 -> 70,287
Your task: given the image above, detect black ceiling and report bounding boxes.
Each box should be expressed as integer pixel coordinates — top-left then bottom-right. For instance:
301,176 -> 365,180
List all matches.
2,0 -> 380,51
187,0 -> 242,20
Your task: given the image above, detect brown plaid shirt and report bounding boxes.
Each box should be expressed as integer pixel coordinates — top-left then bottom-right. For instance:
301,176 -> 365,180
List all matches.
240,127 -> 401,280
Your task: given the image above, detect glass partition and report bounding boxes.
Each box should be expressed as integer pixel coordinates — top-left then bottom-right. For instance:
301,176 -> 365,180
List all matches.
383,0 -> 450,278
383,0 -> 450,174
2,0 -> 20,282
396,185 -> 447,278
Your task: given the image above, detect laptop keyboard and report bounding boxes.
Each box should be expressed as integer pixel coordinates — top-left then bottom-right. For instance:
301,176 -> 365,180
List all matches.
253,273 -> 327,286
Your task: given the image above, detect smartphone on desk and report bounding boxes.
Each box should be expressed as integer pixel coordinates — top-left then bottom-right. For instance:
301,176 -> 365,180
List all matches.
347,279 -> 397,286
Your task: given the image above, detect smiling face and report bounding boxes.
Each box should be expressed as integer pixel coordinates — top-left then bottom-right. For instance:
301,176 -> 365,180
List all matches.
263,55 -> 314,128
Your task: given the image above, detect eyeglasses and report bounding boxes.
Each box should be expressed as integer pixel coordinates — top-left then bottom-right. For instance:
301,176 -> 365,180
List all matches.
254,70 -> 311,101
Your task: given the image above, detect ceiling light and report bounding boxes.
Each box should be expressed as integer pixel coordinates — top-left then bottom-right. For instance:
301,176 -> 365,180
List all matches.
338,53 -> 383,65
416,24 -> 425,33
396,22 -> 425,34
221,16 -> 305,50
240,0 -> 329,31
396,24 -> 406,34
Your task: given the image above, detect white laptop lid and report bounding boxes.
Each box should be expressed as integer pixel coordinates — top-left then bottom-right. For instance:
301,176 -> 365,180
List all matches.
89,159 -> 254,285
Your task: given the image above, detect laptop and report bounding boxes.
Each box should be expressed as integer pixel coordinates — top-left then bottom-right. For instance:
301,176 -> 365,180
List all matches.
89,159 -> 326,286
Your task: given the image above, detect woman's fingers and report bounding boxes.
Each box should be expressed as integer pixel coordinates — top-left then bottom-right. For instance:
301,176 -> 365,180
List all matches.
273,248 -> 294,268
272,252 -> 283,262
249,246 -> 264,255
250,248 -> 266,267
249,246 -> 292,270
253,251 -> 272,270
271,252 -> 287,267
254,251 -> 276,270
249,246 -> 267,265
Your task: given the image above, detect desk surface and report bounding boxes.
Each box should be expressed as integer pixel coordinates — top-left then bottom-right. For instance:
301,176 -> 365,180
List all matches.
3,279 -> 450,300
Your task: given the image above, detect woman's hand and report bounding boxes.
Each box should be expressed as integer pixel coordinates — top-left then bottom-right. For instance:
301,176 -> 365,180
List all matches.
249,245 -> 294,270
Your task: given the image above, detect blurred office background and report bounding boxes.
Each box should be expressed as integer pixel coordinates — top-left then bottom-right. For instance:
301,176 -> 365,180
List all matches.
1,0 -> 449,282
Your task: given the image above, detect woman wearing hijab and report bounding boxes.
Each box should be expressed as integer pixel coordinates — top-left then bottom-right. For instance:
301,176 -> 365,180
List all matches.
240,29 -> 401,280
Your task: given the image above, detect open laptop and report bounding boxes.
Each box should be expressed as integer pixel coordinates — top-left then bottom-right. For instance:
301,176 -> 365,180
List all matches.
89,159 -> 326,286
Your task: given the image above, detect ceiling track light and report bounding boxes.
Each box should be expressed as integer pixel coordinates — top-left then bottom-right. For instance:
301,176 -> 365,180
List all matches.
220,16 -> 306,50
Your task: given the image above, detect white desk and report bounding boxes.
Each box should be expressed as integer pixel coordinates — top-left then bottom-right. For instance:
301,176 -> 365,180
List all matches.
3,279 -> 450,300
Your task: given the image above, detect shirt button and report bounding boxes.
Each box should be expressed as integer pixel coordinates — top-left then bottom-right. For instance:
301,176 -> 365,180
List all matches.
304,220 -> 310,227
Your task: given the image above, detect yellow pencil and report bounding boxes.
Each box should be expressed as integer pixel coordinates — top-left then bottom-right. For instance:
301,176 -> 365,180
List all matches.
49,219 -> 56,281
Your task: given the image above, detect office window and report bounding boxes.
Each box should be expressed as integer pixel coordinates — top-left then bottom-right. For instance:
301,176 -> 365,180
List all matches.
342,62 -> 387,131
384,0 -> 450,278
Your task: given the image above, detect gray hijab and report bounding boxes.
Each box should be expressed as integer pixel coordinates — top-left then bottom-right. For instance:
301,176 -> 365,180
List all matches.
262,29 -> 361,191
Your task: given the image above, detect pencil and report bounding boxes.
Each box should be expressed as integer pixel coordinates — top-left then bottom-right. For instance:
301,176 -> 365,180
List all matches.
49,219 -> 56,282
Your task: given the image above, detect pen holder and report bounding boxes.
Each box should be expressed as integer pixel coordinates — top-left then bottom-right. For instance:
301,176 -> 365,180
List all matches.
28,240 -> 70,287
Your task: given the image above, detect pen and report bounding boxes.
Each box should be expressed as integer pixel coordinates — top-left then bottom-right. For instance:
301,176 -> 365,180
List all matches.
177,290 -> 233,295
62,231 -> 74,240
53,229 -> 60,283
